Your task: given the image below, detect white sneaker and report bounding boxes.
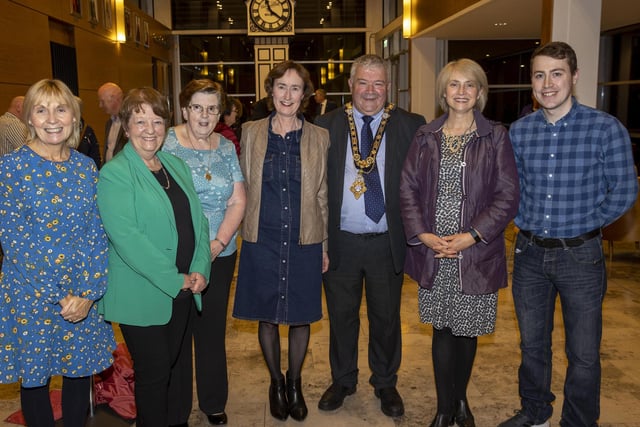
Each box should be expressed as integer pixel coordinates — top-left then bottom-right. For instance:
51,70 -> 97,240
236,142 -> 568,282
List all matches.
532,422 -> 549,427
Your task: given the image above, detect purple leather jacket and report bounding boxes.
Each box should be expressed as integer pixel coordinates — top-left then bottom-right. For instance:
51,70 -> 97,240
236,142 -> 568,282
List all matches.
399,110 -> 519,294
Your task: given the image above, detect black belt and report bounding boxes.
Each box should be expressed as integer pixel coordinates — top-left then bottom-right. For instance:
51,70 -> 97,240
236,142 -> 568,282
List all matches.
342,231 -> 388,239
519,229 -> 600,248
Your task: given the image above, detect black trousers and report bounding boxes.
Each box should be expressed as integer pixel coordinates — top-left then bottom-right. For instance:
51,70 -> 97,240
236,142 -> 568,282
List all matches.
193,252 -> 237,415
120,291 -> 194,427
323,231 -> 403,390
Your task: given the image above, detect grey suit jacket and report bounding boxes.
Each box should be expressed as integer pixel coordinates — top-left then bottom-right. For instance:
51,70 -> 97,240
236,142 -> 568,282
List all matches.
315,105 -> 426,274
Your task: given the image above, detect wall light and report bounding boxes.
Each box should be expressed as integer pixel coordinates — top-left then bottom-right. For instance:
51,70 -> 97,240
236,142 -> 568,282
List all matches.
402,0 -> 412,38
115,0 -> 126,42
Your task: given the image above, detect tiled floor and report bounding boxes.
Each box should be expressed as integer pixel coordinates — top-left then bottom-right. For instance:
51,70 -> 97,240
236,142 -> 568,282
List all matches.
1,240 -> 638,427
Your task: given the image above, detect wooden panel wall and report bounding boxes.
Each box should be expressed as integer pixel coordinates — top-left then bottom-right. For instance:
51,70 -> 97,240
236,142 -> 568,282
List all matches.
0,0 -> 172,147
0,1 -> 52,101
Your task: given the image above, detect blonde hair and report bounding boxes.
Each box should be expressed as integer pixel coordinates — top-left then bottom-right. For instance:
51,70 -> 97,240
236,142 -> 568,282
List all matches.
436,58 -> 488,113
23,79 -> 81,148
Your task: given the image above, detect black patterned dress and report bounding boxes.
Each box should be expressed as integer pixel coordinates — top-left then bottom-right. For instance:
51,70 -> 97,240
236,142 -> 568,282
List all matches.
418,133 -> 498,337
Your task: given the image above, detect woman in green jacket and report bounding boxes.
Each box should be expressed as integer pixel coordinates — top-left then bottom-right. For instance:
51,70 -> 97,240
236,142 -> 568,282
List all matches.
97,87 -> 211,427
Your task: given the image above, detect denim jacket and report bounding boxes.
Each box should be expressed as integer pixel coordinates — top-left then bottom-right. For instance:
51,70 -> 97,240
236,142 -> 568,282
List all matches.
399,110 -> 519,294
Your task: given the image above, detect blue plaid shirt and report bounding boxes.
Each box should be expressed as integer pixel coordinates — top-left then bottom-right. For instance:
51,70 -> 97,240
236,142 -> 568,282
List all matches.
510,98 -> 638,238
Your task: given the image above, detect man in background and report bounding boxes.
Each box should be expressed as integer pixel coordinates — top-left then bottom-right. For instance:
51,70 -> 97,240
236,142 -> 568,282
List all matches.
98,82 -> 128,162
313,88 -> 338,122
0,96 -> 27,156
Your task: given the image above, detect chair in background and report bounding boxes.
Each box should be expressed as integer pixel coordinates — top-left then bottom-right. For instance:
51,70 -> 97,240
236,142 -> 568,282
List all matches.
602,178 -> 640,268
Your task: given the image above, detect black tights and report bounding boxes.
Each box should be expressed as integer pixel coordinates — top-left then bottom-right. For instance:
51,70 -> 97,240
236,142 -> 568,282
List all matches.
432,327 -> 477,414
20,376 -> 90,427
258,321 -> 310,381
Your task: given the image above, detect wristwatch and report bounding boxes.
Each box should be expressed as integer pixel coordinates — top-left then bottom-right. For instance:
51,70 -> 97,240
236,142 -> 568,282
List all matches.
468,227 -> 482,243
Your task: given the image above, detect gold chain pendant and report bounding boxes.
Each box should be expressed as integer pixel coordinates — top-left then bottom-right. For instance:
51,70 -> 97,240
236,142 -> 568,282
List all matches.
350,172 -> 367,199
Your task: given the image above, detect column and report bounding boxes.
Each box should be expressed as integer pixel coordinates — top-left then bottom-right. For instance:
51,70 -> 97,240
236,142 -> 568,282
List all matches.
547,0 -> 602,107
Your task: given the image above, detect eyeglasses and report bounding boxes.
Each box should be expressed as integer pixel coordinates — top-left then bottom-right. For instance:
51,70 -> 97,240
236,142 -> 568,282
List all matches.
187,104 -> 220,115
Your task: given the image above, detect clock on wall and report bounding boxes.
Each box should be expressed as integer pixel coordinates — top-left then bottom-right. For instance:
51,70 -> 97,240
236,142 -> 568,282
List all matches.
247,0 -> 295,36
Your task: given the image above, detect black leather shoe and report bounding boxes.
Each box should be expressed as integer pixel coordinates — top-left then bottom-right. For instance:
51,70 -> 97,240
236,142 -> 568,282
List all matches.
374,386 -> 405,417
318,383 -> 356,411
429,413 -> 454,427
206,412 -> 228,425
169,424 -> 188,427
269,375 -> 288,420
453,399 -> 475,427
286,373 -> 308,421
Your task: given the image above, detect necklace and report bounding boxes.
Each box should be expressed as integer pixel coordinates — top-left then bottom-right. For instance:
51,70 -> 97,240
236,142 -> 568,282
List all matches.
184,128 -> 215,181
152,165 -> 171,190
442,118 -> 475,153
345,102 -> 394,199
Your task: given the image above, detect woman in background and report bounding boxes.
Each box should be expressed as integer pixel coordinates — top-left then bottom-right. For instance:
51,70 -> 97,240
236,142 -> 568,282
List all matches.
97,87 -> 210,427
0,79 -> 115,427
233,61 -> 329,422
400,59 -> 519,427
215,95 -> 243,156
163,79 -> 246,425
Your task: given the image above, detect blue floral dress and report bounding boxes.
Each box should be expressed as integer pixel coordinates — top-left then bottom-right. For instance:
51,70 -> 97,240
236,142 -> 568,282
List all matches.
0,145 -> 115,387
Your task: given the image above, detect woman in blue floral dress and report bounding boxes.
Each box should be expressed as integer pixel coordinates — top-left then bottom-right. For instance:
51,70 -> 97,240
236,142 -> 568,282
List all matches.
0,79 -> 115,427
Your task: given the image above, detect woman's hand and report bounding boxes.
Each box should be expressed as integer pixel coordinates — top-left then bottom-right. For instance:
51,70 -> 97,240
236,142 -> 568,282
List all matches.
417,232 -> 457,258
182,272 -> 208,294
322,252 -> 330,273
210,239 -> 225,261
59,295 -> 93,323
441,232 -> 476,255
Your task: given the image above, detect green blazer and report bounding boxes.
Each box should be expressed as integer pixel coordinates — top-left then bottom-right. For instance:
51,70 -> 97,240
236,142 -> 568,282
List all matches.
97,143 -> 211,326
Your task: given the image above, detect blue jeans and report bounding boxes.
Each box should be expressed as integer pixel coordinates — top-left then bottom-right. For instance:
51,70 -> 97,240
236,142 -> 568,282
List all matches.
512,232 -> 606,427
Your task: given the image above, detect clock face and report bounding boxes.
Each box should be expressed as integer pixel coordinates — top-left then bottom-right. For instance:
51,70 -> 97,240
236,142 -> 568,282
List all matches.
250,0 -> 292,33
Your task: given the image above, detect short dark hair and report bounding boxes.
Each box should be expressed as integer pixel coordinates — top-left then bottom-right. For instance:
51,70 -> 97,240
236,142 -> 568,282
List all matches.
120,87 -> 171,131
178,79 -> 226,112
531,41 -> 578,76
264,60 -> 314,113
222,96 -> 242,118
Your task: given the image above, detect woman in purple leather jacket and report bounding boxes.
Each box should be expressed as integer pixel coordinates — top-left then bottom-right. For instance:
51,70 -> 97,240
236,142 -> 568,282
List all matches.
399,59 -> 519,427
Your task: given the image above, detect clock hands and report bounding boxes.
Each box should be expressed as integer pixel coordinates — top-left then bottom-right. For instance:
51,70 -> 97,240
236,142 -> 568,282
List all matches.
264,0 -> 283,20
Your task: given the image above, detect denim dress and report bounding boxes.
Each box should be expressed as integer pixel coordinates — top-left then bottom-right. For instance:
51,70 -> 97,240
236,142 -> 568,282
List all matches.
233,124 -> 323,325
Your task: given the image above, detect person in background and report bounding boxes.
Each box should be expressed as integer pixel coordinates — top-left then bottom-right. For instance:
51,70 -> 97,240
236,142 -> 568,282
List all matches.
97,87 -> 211,427
233,60 -> 329,422
0,95 -> 28,155
214,95 -> 242,156
76,97 -> 102,168
312,88 -> 338,122
315,54 -> 426,419
163,79 -> 246,426
0,79 -> 115,427
498,41 -> 638,427
399,59 -> 519,427
97,82 -> 128,162
249,96 -> 270,121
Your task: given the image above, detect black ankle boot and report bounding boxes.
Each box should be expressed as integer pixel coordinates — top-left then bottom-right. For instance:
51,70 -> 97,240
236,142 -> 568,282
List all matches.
453,399 -> 475,427
429,413 -> 454,427
269,375 -> 288,420
286,372 -> 308,421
